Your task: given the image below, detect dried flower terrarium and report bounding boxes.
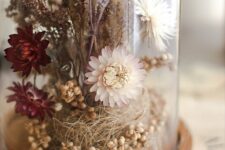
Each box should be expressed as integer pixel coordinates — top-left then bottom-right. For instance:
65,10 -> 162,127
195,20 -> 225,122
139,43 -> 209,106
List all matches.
0,0 -> 180,150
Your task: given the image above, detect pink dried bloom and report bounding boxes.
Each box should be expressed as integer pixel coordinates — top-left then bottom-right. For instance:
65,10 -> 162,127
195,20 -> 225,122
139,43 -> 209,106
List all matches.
7,82 -> 55,121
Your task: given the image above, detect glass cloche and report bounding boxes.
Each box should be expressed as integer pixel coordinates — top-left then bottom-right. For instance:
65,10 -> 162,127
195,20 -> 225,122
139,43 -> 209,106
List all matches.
0,0 -> 180,150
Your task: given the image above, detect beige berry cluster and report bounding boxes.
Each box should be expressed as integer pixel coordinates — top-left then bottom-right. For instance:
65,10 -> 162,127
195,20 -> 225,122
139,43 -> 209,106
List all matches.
142,53 -> 173,71
86,107 -> 97,120
61,142 -> 99,150
107,123 -> 149,150
61,142 -> 81,150
148,94 -> 167,134
26,120 -> 51,150
59,80 -> 87,110
148,112 -> 167,134
88,147 -> 99,150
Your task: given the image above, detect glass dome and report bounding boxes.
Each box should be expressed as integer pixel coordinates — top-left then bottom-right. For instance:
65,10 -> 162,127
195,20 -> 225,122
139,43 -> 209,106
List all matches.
0,0 -> 179,150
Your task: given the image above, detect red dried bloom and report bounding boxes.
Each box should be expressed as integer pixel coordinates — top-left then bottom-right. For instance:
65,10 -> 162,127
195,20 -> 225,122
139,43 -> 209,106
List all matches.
7,82 -> 55,121
4,26 -> 51,77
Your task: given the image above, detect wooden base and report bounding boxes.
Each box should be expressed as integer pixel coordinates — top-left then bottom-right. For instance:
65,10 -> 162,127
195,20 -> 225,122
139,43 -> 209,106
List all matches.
177,121 -> 192,150
4,113 -> 29,150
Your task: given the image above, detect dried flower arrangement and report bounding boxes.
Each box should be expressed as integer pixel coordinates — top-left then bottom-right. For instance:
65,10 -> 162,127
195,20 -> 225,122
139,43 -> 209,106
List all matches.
134,0 -> 175,51
3,0 -> 176,149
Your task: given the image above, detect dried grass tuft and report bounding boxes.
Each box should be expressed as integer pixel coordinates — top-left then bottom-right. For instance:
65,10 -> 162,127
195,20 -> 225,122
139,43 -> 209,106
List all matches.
46,89 -> 165,149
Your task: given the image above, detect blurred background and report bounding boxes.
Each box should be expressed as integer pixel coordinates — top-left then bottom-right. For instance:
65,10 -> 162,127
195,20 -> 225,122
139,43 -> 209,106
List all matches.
0,0 -> 224,150
180,0 -> 225,150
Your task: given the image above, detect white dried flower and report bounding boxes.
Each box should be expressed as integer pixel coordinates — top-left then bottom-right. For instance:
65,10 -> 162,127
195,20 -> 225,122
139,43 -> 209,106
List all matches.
134,0 -> 175,51
85,47 -> 146,107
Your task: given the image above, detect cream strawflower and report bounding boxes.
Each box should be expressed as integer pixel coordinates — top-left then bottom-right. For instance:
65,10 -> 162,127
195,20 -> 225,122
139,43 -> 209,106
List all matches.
85,47 -> 146,107
134,0 -> 175,51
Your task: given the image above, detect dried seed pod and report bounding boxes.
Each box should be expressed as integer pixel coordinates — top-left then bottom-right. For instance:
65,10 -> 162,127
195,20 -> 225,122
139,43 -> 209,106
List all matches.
26,120 -> 51,150
58,80 -> 88,110
59,80 -> 79,103
141,53 -> 173,71
61,141 -> 80,150
89,147 -> 96,150
54,103 -> 63,111
88,107 -> 95,112
88,112 -> 97,120
119,136 -> 125,145
107,141 -> 115,149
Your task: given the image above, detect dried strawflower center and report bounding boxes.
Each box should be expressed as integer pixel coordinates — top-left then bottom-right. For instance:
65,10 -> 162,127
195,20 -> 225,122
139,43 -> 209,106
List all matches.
103,64 -> 129,89
66,88 -> 75,98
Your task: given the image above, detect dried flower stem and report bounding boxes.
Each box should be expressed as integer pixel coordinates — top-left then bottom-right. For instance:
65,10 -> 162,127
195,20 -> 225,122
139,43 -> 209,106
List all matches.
68,0 -> 86,72
87,0 -> 109,59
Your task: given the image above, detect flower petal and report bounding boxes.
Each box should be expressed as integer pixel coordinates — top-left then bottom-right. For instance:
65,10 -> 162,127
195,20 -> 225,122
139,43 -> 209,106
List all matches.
85,46 -> 146,107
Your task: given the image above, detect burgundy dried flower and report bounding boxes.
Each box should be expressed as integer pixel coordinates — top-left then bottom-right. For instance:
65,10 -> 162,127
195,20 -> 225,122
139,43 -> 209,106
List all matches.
7,82 -> 55,121
4,26 -> 51,77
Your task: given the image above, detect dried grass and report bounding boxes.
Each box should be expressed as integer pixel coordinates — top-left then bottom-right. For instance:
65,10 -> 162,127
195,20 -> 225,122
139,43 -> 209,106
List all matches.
46,88 -> 165,149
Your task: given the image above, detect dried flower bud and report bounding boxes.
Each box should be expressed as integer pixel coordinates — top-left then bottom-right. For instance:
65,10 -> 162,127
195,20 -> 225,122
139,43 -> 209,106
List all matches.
31,142 -> 38,148
88,112 -> 97,120
26,120 -> 51,150
89,147 -> 96,150
149,126 -> 155,133
78,96 -> 84,102
119,136 -> 125,145
71,101 -> 78,107
38,147 -> 43,150
136,127 -> 144,133
88,107 -> 95,112
43,143 -> 49,148
79,103 -> 87,109
113,138 -> 118,146
68,142 -> 74,147
140,136 -> 147,142
151,119 -> 157,125
150,59 -> 157,65
28,136 -> 35,142
74,87 -> 82,95
55,103 -> 63,111
129,125 -> 135,130
161,54 -> 168,61
107,141 -> 115,148
60,80 -> 79,103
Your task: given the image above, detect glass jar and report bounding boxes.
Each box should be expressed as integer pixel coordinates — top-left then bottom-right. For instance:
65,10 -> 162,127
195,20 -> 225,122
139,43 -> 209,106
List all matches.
133,0 -> 180,149
0,0 -> 179,150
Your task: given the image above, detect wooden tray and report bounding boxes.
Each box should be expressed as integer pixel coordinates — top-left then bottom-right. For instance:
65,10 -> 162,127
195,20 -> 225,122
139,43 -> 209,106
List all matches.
177,121 -> 192,150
